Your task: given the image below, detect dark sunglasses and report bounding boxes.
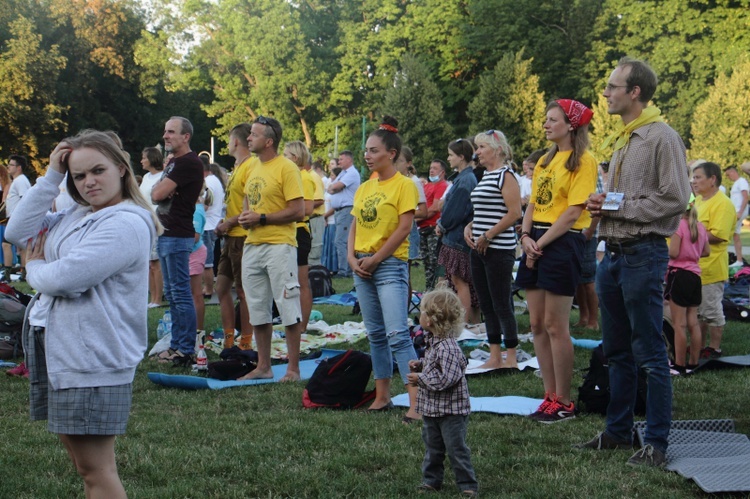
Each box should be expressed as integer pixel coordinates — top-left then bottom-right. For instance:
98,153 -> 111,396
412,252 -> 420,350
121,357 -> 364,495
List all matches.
257,116 -> 279,143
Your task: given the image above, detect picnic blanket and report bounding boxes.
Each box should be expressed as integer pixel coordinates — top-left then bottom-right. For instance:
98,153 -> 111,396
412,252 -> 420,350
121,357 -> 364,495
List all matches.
392,392 -> 542,416
148,348 -> 346,390
465,357 -> 539,376
692,354 -> 750,371
312,292 -> 358,306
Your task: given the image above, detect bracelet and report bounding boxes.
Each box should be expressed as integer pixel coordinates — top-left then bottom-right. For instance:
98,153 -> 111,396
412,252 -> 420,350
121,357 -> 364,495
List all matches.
260,213 -> 267,226
519,233 -> 529,242
481,233 -> 489,241
521,230 -> 530,237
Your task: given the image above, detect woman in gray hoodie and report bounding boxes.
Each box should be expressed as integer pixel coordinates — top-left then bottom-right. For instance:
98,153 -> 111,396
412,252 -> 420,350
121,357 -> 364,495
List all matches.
7,130 -> 161,498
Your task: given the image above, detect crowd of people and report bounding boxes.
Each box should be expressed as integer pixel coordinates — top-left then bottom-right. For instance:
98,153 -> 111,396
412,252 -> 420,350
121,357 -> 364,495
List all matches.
4,55 -> 750,495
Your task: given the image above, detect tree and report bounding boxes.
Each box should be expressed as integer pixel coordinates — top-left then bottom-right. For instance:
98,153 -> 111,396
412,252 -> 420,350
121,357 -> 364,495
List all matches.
468,51 -> 547,161
0,16 -> 66,175
588,85 -> 621,163
690,57 -> 750,169
581,0 -> 750,145
382,54 -> 452,171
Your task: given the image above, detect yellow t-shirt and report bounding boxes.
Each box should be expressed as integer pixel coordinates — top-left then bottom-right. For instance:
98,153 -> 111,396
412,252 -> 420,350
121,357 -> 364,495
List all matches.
531,150 -> 597,230
244,155 -> 303,246
225,156 -> 258,237
297,168 -> 317,233
311,169 -> 326,217
696,192 -> 736,284
352,173 -> 418,261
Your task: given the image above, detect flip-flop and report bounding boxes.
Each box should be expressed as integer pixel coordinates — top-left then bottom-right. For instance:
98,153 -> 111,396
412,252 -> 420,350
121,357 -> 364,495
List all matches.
402,415 -> 420,425
156,348 -> 179,363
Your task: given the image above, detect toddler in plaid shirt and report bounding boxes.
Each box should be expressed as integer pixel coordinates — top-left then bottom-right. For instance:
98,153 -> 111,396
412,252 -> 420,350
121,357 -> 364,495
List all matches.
407,288 -> 478,496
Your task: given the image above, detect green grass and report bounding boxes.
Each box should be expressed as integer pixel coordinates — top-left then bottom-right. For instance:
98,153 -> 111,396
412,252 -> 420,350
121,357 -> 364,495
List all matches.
2,271 -> 749,498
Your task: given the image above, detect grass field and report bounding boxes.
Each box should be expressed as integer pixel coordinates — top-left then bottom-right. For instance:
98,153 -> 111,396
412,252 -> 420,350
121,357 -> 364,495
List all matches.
1,268 -> 749,498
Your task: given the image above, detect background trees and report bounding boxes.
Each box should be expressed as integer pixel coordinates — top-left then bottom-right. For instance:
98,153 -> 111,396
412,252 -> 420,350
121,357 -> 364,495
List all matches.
1,0 -> 749,177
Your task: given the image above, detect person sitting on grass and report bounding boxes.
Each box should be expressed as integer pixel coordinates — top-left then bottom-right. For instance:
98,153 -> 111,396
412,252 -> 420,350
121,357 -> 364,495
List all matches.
407,288 -> 478,497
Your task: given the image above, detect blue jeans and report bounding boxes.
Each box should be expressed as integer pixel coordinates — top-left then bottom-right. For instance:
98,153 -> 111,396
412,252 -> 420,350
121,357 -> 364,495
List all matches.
408,221 -> 420,260
354,256 -> 417,384
471,248 -> 518,348
596,237 -> 672,452
334,209 -> 353,277
159,236 -> 197,355
422,415 -> 478,492
201,230 -> 218,267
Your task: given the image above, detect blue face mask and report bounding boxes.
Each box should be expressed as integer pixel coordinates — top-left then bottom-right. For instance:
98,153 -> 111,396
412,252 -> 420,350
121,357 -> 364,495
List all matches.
429,175 -> 440,182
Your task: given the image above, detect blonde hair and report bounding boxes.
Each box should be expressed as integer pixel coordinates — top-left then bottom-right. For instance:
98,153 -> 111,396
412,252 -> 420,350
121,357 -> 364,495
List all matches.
284,141 -> 310,168
420,288 -> 465,338
64,129 -> 163,235
474,130 -> 512,165
685,204 -> 700,243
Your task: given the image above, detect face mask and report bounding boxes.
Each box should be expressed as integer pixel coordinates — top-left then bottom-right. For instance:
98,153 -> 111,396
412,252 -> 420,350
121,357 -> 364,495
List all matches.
429,175 -> 440,182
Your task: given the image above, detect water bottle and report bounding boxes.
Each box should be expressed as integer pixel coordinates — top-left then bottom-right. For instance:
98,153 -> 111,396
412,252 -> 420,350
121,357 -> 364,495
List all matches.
163,310 -> 172,334
156,320 -> 166,340
196,344 -> 208,371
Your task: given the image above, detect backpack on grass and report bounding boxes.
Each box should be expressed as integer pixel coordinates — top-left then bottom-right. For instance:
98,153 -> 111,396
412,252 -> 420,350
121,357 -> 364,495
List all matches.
302,350 -> 375,409
577,345 -> 647,416
308,265 -> 334,298
0,290 -> 26,360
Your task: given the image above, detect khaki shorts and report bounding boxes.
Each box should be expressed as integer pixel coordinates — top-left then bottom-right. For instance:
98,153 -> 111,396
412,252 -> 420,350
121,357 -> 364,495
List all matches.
241,244 -> 302,327
697,281 -> 726,327
217,236 -> 245,290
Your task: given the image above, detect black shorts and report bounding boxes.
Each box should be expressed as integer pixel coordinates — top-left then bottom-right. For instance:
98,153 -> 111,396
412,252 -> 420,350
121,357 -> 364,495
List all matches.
515,228 -> 585,297
296,226 -> 311,266
664,267 -> 702,307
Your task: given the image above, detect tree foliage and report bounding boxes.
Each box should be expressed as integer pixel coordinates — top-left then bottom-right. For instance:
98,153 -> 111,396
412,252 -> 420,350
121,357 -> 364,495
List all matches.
468,51 -> 547,162
690,56 -> 750,169
382,54 -> 452,172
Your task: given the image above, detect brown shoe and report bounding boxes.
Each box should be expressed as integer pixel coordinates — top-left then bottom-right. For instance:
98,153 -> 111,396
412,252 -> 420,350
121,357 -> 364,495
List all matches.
573,432 -> 632,450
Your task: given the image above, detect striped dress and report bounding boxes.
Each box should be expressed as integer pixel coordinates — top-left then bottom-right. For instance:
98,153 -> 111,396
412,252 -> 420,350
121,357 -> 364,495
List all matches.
470,165 -> 517,250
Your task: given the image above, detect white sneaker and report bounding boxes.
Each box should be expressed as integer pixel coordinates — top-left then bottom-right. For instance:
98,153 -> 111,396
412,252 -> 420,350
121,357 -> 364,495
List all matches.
729,260 -> 743,268
147,302 -> 160,308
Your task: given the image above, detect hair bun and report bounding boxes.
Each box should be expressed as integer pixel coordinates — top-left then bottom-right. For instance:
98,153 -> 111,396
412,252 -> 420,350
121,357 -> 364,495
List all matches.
379,115 -> 399,133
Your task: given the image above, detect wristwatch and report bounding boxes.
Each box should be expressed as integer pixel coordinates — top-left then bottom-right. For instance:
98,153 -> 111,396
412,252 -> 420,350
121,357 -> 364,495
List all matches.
260,214 -> 267,226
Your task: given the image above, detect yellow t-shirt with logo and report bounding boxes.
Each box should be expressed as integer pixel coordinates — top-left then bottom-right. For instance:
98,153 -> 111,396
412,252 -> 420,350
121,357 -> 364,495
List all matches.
352,173 -> 419,261
311,170 -> 326,217
225,156 -> 258,237
696,192 -> 736,284
244,155 -> 303,246
531,150 -> 597,230
297,168 -> 317,233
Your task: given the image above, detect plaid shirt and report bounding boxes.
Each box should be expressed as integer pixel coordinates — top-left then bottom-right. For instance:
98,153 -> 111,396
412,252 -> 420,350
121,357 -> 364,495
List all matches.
415,333 -> 470,417
599,122 -> 690,242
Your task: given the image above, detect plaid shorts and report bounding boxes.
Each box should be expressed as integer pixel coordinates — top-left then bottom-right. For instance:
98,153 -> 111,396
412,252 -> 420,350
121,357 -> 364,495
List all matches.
26,326 -> 133,435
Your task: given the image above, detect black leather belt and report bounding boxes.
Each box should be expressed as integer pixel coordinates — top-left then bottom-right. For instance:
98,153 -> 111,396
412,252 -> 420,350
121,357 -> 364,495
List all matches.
334,206 -> 352,212
605,234 -> 661,255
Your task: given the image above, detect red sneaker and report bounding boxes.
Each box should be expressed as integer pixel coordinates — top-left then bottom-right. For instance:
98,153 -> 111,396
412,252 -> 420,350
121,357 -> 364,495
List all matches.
6,362 -> 28,378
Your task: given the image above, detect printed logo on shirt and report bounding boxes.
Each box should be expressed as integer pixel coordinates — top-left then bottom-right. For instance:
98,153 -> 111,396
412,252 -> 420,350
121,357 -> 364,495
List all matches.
359,191 -> 387,229
246,177 -> 267,208
534,170 -> 557,214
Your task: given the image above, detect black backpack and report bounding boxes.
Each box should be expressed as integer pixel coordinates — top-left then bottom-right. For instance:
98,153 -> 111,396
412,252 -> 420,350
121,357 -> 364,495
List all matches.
302,350 -> 375,409
0,291 -> 26,360
577,345 -> 647,416
308,265 -> 334,298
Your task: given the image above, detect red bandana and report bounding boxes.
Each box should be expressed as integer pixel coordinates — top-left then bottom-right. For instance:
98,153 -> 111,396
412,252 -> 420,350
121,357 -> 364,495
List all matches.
557,99 -> 593,129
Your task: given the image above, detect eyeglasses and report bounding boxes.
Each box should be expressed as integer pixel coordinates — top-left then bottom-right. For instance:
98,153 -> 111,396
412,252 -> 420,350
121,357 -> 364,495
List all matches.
605,84 -> 630,92
257,116 -> 279,143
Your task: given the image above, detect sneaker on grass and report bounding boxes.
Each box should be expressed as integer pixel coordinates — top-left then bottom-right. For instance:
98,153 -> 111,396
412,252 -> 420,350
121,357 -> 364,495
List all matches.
699,346 -> 721,360
627,444 -> 666,468
537,399 -> 576,424
528,393 -> 553,421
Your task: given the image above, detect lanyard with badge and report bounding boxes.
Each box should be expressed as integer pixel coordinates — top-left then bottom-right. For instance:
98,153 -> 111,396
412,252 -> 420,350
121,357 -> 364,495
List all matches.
601,142 -> 630,211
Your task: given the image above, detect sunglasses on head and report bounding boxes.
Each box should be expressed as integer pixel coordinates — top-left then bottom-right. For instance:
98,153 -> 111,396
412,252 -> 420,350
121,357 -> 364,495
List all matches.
257,116 -> 279,143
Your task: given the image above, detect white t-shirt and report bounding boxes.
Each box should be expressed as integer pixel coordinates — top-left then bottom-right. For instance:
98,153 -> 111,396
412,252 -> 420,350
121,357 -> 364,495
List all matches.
519,175 -> 532,202
138,171 -> 162,211
410,174 -> 426,205
730,177 -> 749,215
7,174 -> 31,216
204,174 -> 225,231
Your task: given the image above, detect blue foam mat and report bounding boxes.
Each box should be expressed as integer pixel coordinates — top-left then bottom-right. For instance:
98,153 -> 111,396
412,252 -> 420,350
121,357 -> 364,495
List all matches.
148,348 -> 346,390
392,393 -> 542,416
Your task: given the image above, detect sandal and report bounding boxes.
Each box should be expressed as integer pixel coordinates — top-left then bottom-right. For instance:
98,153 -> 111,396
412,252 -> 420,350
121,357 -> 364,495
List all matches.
171,351 -> 195,367
156,348 -> 179,363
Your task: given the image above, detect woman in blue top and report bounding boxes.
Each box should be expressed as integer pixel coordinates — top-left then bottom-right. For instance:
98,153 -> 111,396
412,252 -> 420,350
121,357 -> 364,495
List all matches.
436,138 -> 480,324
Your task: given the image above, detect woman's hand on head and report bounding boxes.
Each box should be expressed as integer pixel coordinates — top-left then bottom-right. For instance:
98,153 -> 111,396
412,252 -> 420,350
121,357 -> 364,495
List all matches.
49,141 -> 72,174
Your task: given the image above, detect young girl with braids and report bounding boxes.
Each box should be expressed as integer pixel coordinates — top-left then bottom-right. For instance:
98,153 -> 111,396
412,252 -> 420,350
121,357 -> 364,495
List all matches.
348,116 -> 421,423
664,198 -> 710,374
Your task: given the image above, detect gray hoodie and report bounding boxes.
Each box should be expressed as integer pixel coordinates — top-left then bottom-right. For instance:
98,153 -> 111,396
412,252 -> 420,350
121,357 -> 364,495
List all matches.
6,169 -> 155,390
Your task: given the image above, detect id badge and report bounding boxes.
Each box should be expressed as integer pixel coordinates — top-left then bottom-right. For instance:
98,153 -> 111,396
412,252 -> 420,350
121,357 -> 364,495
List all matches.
601,192 -> 624,211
